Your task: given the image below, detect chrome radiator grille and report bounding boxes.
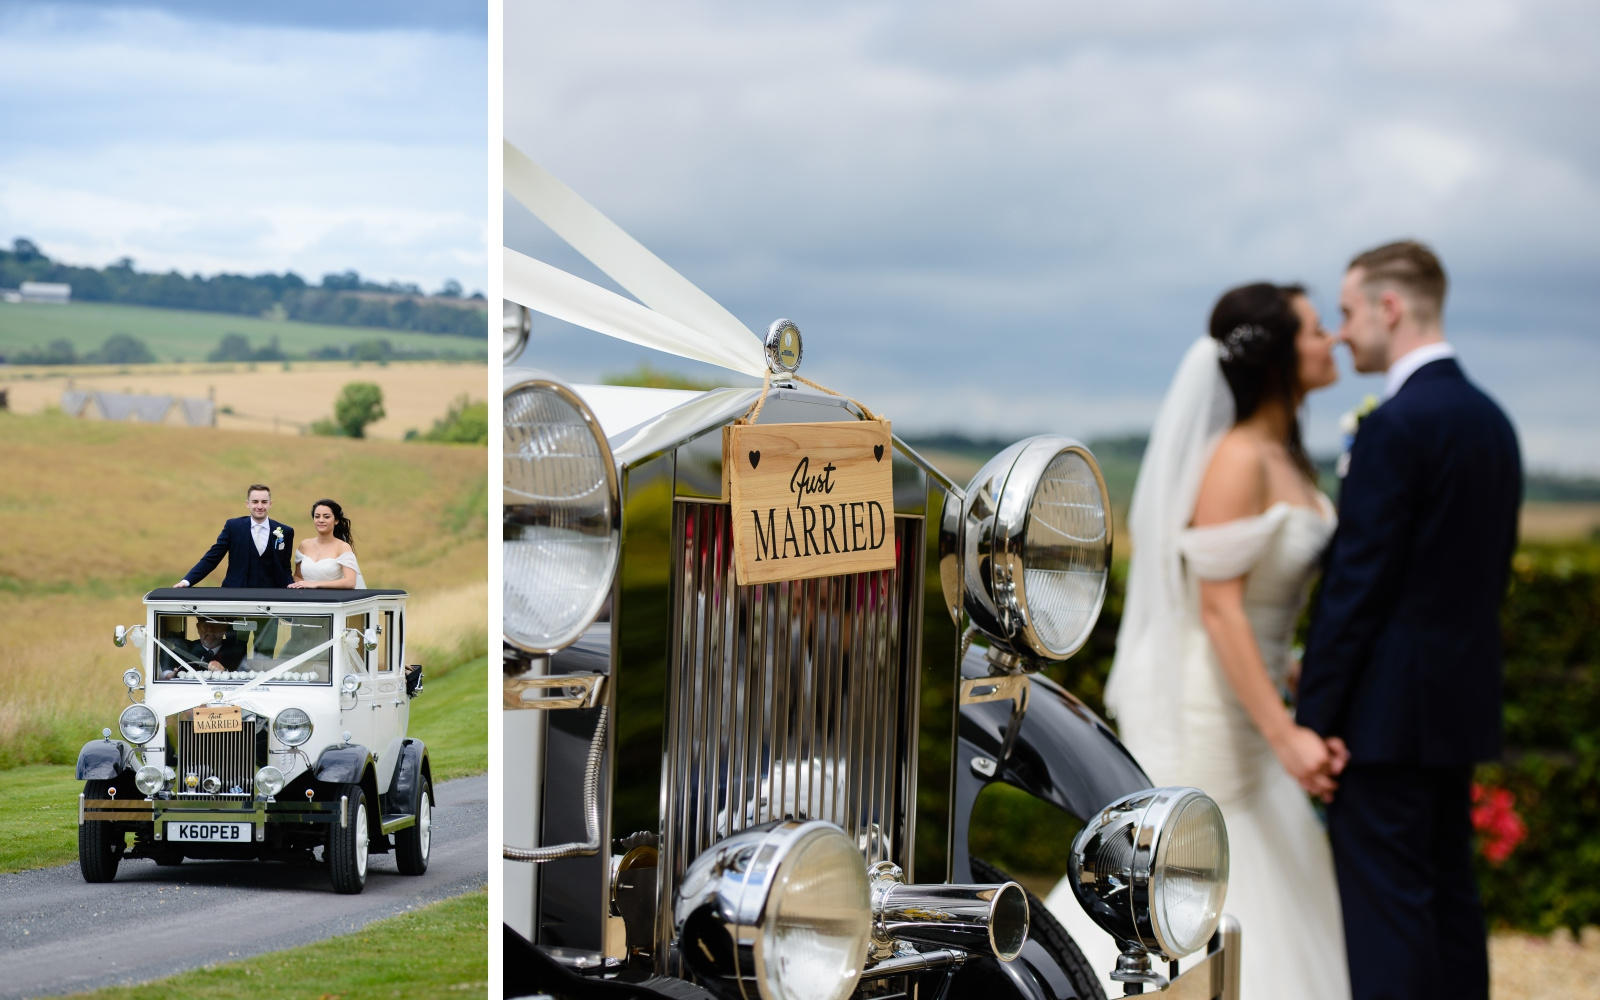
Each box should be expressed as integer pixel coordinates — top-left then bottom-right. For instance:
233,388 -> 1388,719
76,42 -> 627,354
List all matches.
170,711 -> 259,796
661,500 -> 922,930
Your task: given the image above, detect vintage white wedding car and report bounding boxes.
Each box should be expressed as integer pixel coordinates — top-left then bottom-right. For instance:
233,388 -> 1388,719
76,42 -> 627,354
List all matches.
76,587 -> 433,894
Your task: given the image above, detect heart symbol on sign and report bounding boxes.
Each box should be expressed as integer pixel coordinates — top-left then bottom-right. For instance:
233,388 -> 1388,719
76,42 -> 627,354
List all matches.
748,450 -> 761,469
873,444 -> 884,462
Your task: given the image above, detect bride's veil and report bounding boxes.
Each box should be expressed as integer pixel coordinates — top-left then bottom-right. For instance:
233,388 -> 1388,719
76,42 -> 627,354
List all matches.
1104,336 -> 1234,777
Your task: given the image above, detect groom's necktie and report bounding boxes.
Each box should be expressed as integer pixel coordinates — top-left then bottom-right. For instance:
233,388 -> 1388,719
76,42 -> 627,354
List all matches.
253,522 -> 267,555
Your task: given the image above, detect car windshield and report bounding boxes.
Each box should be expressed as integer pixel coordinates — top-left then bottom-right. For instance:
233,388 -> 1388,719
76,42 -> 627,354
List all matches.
151,612 -> 333,685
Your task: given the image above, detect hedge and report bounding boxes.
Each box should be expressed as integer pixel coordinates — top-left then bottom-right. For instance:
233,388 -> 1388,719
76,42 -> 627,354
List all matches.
971,541 -> 1600,932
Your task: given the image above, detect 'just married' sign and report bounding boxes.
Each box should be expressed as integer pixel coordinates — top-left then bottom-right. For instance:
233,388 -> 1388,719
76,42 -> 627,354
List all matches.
722,420 -> 894,586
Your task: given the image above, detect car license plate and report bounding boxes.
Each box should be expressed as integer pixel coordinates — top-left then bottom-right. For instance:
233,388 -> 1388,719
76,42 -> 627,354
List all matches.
167,821 -> 253,842
193,705 -> 242,733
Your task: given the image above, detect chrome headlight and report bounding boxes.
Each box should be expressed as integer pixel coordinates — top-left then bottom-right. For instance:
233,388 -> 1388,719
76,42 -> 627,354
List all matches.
675,820 -> 872,1000
941,435 -> 1112,660
1070,787 -> 1229,960
122,668 -> 143,691
272,707 -> 313,747
135,764 -> 166,796
118,704 -> 158,744
503,376 -> 619,655
255,765 -> 286,797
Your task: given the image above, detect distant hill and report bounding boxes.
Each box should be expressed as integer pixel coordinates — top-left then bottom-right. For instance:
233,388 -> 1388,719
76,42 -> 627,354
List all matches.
0,237 -> 485,339
904,431 -> 1600,507
0,301 -> 484,364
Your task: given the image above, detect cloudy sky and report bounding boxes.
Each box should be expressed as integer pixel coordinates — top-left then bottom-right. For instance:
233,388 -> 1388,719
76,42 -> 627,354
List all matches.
506,0 -> 1600,474
0,0 -> 485,293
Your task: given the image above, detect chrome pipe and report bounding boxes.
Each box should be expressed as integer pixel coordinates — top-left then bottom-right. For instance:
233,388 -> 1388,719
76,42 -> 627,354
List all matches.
872,876 -> 1030,962
504,706 -> 608,862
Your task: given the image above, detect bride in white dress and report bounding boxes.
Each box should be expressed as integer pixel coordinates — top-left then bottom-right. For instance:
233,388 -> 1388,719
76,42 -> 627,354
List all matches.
1046,283 -> 1351,999
288,498 -> 366,590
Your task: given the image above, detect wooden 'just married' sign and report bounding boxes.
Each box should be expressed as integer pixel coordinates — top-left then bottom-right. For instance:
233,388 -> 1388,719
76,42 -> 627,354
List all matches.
722,420 -> 895,586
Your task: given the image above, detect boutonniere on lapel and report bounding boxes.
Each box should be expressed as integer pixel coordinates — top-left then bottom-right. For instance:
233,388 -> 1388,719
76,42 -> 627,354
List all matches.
272,525 -> 285,550
1336,394 -> 1379,479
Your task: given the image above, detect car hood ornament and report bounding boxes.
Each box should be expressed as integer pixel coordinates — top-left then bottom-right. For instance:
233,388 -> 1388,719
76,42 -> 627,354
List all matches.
764,319 -> 802,376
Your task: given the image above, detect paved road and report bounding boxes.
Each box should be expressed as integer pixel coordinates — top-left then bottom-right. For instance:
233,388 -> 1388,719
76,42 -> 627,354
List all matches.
0,774 -> 487,999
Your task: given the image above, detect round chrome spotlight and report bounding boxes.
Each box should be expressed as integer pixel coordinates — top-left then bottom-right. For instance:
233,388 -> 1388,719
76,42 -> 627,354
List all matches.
255,766 -> 286,798
122,668 -> 142,691
135,765 -> 166,796
675,820 -> 872,1000
201,775 -> 222,795
1070,786 -> 1229,960
940,435 -> 1112,660
502,376 -> 619,655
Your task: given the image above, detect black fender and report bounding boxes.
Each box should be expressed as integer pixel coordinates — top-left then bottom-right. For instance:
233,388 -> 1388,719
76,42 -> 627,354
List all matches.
951,646 -> 1151,883
505,924 -> 716,999
313,744 -> 375,785
382,738 -> 432,817
948,649 -> 1154,999
75,738 -> 138,781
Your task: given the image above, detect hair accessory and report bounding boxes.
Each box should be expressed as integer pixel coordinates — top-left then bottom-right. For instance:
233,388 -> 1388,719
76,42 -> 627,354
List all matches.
1217,323 -> 1267,363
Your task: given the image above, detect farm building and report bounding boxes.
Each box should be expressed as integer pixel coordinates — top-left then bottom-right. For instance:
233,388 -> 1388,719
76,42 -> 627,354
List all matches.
18,281 -> 71,304
60,389 -> 215,427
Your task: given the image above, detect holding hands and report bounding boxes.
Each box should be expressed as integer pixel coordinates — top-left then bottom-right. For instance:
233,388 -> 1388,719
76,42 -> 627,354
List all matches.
1273,725 -> 1349,801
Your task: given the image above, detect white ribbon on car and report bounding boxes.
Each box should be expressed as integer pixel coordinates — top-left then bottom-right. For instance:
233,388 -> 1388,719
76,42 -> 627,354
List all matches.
150,635 -> 216,698
503,141 -> 767,378
233,637 -> 339,697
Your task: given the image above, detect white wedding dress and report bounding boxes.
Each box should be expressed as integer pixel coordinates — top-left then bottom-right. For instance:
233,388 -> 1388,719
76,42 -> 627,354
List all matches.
1043,337 -> 1350,999
295,550 -> 366,589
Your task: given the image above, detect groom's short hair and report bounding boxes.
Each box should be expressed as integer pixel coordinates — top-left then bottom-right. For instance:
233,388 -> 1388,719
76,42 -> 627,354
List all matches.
246,483 -> 271,497
1348,240 -> 1448,326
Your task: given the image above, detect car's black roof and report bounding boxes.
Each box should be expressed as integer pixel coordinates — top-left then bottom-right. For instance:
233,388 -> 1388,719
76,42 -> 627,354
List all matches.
144,587 -> 407,604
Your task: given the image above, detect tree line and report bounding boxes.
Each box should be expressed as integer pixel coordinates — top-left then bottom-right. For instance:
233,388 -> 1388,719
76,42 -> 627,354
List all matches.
0,238 -> 485,338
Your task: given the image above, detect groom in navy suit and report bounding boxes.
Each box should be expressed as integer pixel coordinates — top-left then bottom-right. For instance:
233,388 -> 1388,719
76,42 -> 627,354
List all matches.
175,483 -> 295,588
1298,241 -> 1520,1000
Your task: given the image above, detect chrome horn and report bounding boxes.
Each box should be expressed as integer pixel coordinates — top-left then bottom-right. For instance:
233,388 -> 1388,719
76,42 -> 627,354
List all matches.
869,862 -> 1029,962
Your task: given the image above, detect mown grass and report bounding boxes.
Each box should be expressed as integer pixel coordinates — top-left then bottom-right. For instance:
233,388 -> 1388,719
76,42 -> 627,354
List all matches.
0,300 -> 482,362
66,888 -> 487,999
0,655 -> 484,874
0,412 -> 486,769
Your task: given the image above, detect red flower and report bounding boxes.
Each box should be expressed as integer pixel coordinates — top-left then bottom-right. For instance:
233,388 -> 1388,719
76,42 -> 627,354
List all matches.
1470,783 -> 1527,866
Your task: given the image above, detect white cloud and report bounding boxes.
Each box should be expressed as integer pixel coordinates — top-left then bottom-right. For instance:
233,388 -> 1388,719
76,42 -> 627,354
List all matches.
0,4 -> 485,289
507,0 -> 1600,472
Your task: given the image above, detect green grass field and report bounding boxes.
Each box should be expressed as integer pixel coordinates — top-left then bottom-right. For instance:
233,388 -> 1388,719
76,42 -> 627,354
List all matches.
0,301 -> 483,361
0,656 -> 485,874
68,888 -> 487,999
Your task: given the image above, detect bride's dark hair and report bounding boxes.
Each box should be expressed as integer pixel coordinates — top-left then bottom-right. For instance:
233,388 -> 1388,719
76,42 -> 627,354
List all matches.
1209,282 -> 1315,481
311,498 -> 355,551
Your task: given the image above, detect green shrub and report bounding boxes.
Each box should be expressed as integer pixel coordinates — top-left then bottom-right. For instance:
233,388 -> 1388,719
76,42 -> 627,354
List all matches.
968,543 -> 1600,932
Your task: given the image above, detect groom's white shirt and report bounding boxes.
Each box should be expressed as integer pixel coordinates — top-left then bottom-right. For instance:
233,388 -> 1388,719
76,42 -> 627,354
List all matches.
1383,342 -> 1456,400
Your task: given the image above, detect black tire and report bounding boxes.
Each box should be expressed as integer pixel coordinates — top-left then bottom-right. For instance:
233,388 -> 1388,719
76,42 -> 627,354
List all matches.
327,782 -> 371,894
394,775 -> 432,875
971,857 -> 1107,1000
77,780 -> 123,883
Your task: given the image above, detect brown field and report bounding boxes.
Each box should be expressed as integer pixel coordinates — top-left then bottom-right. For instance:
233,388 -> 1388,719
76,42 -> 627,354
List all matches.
0,360 -> 487,440
0,412 -> 486,766
1521,502 -> 1600,542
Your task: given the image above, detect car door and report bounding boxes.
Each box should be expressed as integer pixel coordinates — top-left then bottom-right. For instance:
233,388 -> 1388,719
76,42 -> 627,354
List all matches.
367,607 -> 407,794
